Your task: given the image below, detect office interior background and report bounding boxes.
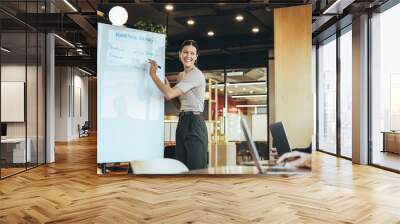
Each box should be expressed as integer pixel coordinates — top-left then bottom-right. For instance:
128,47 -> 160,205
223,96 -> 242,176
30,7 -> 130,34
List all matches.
0,0 -> 399,222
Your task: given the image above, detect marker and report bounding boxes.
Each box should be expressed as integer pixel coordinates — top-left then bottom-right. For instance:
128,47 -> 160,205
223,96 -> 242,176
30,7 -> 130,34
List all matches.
148,59 -> 162,69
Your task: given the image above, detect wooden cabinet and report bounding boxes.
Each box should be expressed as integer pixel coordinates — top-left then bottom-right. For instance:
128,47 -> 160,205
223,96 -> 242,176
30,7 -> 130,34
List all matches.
382,132 -> 400,154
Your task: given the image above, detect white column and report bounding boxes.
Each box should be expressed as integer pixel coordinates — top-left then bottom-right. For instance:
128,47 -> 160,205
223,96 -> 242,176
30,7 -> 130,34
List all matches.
45,1 -> 56,163
352,14 -> 369,164
46,32 -> 55,163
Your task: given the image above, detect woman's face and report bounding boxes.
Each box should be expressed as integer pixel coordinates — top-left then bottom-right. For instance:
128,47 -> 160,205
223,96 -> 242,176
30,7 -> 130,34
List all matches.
179,45 -> 198,69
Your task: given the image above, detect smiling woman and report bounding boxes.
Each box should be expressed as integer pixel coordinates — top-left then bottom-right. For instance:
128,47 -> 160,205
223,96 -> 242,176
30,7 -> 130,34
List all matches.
148,40 -> 208,170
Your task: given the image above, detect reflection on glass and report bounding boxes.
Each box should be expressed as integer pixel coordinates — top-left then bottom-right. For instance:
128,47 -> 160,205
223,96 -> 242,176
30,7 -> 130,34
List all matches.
340,30 -> 352,158
0,0 -> 47,179
27,31 -> 38,169
38,33 -> 46,165
371,4 -> 400,171
318,37 -> 337,154
1,30 -> 27,177
222,68 -> 268,163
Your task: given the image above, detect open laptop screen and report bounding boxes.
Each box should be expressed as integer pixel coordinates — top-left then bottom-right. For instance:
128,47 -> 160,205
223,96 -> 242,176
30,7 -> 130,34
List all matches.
1,123 -> 7,137
269,122 -> 292,156
240,117 -> 265,174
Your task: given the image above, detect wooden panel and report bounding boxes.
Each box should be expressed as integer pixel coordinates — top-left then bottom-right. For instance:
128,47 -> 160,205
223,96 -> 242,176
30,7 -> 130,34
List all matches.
273,5 -> 313,148
88,77 -> 97,131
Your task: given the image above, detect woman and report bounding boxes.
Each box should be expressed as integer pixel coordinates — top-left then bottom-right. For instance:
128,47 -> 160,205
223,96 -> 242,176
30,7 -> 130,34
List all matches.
148,40 -> 208,170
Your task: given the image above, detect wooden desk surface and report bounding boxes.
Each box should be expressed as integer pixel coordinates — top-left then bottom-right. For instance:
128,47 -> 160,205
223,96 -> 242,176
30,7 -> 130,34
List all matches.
381,131 -> 400,134
1,138 -> 27,143
164,141 -> 176,147
185,165 -> 310,175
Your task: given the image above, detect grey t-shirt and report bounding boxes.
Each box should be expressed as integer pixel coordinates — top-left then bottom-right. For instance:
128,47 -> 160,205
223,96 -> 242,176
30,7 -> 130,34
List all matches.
174,66 -> 205,112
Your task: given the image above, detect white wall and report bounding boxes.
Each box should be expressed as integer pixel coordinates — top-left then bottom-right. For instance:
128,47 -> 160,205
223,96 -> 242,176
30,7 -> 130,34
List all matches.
1,65 -> 37,138
55,67 -> 89,141
1,63 -> 46,163
251,114 -> 268,141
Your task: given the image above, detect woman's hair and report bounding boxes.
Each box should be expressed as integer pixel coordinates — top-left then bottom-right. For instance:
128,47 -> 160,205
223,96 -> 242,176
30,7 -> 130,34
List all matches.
179,40 -> 199,54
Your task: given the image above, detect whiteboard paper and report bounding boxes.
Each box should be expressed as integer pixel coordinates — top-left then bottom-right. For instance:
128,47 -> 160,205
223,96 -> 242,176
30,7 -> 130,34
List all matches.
97,23 -> 166,163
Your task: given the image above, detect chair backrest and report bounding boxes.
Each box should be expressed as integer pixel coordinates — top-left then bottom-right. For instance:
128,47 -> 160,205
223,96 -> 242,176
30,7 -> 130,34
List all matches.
82,121 -> 90,129
130,158 -> 189,174
255,141 -> 269,160
269,122 -> 291,156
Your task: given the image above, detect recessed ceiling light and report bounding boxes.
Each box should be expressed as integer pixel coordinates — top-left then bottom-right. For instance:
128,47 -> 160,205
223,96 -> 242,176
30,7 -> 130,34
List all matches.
165,4 -> 174,11
187,19 -> 195,25
235,15 -> 244,22
63,0 -> 78,12
54,34 -> 75,48
207,31 -> 215,36
249,90 -> 254,94
229,91 -> 233,94
1,47 -> 11,53
242,88 -> 246,91
232,94 -> 267,98
252,27 -> 260,33
109,6 -> 128,26
78,67 -> 93,76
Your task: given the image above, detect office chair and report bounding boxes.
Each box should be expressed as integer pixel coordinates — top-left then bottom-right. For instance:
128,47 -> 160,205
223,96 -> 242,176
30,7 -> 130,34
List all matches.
269,121 -> 311,156
129,158 -> 189,174
255,141 -> 269,160
164,145 -> 176,159
236,141 -> 251,162
79,121 -> 90,138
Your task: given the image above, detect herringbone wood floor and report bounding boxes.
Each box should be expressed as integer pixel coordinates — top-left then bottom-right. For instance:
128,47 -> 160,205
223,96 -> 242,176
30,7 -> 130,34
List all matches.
1,135 -> 400,223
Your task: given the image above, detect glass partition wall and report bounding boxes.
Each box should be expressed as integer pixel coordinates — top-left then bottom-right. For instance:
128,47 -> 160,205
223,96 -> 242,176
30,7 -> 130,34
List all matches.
0,1 -> 46,179
206,67 -> 268,165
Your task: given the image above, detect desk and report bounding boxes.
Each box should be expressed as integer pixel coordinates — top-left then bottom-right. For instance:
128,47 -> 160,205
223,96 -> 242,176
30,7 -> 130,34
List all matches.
185,165 -> 309,175
382,131 -> 400,154
164,141 -> 176,147
1,138 -> 31,163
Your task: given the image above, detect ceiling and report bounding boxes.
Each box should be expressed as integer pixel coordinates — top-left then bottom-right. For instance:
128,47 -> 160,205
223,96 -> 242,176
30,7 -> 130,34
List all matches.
0,0 -> 395,112
97,3 -> 276,73
1,0 -> 312,73
1,0 -> 390,105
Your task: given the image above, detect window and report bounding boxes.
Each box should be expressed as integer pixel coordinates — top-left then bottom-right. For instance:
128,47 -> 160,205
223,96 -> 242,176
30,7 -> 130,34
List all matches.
340,29 -> 352,158
371,3 -> 400,171
318,36 -> 337,154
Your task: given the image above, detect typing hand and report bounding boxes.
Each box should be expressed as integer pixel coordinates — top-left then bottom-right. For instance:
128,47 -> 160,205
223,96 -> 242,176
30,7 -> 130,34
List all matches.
277,151 -> 311,169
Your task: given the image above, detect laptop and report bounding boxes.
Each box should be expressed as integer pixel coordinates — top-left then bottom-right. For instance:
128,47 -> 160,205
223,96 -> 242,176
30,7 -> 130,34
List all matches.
269,121 -> 312,154
269,122 -> 292,156
240,117 -> 305,174
1,123 -> 7,140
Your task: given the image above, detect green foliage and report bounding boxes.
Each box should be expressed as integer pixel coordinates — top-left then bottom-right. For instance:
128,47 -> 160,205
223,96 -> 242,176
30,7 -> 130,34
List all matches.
133,20 -> 166,34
